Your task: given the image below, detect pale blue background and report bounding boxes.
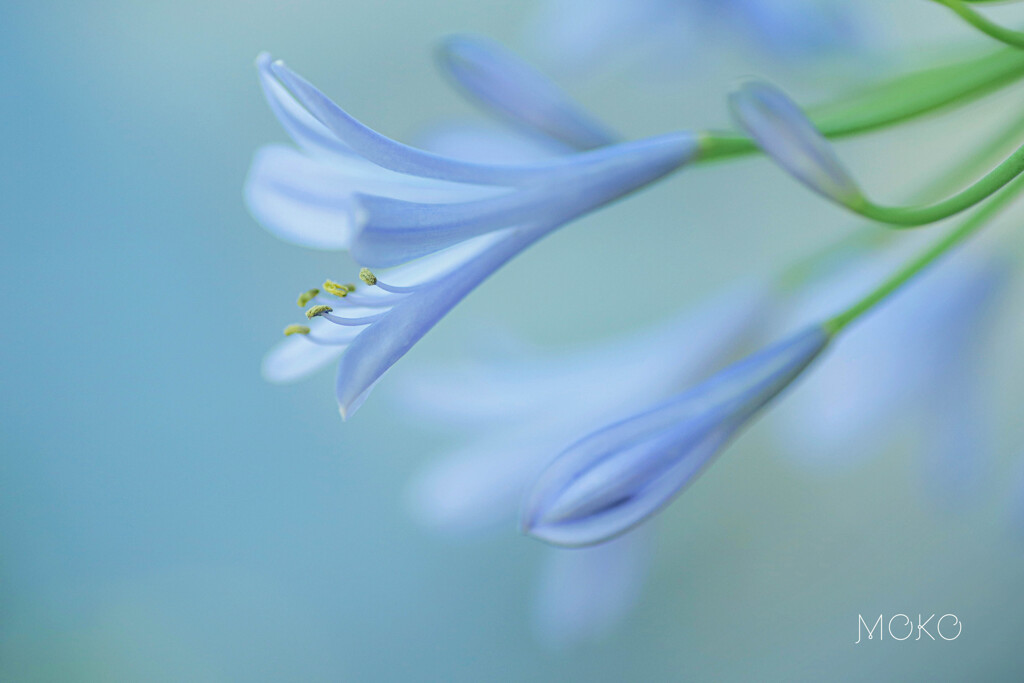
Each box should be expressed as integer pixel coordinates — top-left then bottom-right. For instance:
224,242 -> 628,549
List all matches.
4,1 -> 1024,680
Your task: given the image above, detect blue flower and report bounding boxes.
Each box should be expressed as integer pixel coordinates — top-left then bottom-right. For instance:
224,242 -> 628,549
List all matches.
246,53 -> 697,417
527,0 -> 863,77
769,243 -> 1010,503
400,286 -> 767,642
522,324 -> 830,547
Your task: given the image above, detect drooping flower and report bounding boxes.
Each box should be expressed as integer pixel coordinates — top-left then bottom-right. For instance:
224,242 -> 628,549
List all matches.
399,286 -> 768,642
770,243 -> 1010,503
522,323 -> 831,547
246,53 -> 698,417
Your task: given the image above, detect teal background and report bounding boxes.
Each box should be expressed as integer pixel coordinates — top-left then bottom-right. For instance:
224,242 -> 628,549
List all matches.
4,1 -> 1024,680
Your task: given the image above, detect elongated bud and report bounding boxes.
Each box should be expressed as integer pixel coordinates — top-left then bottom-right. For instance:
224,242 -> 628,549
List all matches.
522,325 -> 831,547
729,81 -> 864,208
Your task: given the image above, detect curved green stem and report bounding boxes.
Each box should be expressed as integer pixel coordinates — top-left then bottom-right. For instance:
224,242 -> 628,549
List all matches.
778,115 -> 1024,289
698,47 -> 1024,162
823,173 -> 1024,335
776,113 -> 1024,290
933,0 -> 1024,49
849,140 -> 1024,225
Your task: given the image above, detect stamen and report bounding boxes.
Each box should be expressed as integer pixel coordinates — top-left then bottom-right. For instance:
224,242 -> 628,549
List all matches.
296,289 -> 320,307
374,279 -> 418,294
357,266 -> 414,293
323,279 -> 350,297
283,324 -> 311,336
305,304 -> 333,319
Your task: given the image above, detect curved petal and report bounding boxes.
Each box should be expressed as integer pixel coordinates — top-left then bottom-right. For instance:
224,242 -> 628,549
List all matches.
244,145 -> 363,249
350,132 -> 697,267
256,52 -> 356,160
729,81 -> 862,207
335,226 -> 546,418
262,320 -> 365,383
418,122 -> 565,165
439,35 -> 619,150
270,58 -> 693,187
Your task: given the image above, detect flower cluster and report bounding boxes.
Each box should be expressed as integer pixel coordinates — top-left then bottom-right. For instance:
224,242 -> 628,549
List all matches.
247,3 -> 1024,644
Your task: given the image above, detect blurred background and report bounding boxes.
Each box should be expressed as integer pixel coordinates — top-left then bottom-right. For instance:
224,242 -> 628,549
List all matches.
4,0 -> 1024,680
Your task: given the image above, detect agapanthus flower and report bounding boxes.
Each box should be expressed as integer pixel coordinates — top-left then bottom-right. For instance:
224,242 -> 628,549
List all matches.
523,323 -> 831,547
245,53 -> 697,417
770,243 -> 1010,502
527,0 -> 863,77
400,287 -> 767,643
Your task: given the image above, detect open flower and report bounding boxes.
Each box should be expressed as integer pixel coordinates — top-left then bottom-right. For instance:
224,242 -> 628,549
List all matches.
246,53 -> 693,266
522,324 -> 830,547
246,52 -> 697,417
400,286 -> 767,643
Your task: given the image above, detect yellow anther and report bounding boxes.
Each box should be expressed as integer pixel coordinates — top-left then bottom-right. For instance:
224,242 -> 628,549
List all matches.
296,288 -> 320,307
323,279 -> 349,297
305,304 -> 333,319
283,324 -> 311,336
359,268 -> 377,286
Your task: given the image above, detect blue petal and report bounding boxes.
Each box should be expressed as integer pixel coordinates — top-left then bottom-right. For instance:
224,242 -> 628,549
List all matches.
244,145 -> 363,249
262,320 -> 364,384
439,35 -> 619,150
335,226 -> 547,418
729,81 -> 862,207
417,122 -> 567,164
523,325 -> 830,546
270,58 -> 689,187
256,53 -> 355,160
350,132 -> 697,267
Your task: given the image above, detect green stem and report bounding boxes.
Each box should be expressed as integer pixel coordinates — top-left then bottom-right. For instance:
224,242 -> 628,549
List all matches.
776,113 -> 1024,291
697,47 -> 1024,162
823,173 -> 1024,335
933,0 -> 1024,49
851,140 -> 1024,225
